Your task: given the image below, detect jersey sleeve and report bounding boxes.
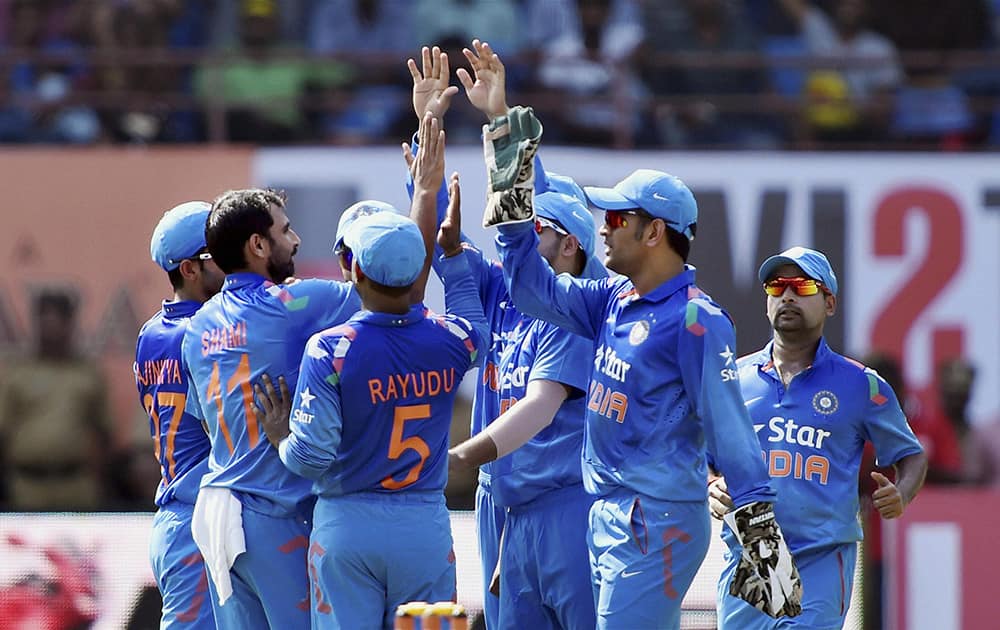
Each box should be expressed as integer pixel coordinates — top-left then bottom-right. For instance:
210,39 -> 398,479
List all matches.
270,278 -> 361,333
859,368 -> 925,467
495,222 -> 610,341
278,333 -> 344,480
677,298 -> 775,506
438,252 -> 489,369
528,322 -> 591,398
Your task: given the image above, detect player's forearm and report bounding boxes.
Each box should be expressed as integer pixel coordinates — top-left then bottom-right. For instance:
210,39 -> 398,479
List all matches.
450,432 -> 499,471
893,451 -> 928,506
482,387 -> 564,458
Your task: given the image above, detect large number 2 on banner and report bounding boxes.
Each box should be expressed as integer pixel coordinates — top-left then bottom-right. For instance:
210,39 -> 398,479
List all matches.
144,391 -> 187,482
380,404 -> 432,490
205,353 -> 259,454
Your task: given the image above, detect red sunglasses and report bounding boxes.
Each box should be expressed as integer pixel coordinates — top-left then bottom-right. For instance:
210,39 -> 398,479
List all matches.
604,209 -> 650,230
534,216 -> 569,236
763,277 -> 830,297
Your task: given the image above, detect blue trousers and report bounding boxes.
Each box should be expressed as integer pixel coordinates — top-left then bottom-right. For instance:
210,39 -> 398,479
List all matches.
205,506 -> 312,629
588,493 -> 711,630
718,541 -> 857,629
310,492 -> 456,630
499,484 -> 596,630
150,501 -> 214,629
476,481 -> 505,629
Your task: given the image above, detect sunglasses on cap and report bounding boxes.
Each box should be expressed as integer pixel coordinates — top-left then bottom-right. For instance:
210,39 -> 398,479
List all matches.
604,209 -> 652,231
168,251 -> 213,266
534,216 -> 569,236
763,277 -> 831,297
334,244 -> 353,268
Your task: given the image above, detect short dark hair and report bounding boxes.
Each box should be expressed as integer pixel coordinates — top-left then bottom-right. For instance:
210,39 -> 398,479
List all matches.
167,248 -> 209,290
206,188 -> 287,274
666,225 -> 695,262
367,278 -> 413,298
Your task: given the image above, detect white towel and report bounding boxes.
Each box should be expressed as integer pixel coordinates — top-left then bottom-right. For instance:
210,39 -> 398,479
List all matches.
191,486 -> 246,606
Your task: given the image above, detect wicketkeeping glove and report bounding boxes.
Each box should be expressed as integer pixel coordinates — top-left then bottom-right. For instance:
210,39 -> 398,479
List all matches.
723,501 -> 802,618
481,106 -> 543,228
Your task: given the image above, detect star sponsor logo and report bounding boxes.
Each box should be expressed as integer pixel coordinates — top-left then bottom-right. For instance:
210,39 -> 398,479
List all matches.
719,345 -> 739,382
299,387 -> 315,409
628,320 -> 649,346
812,390 -> 838,415
719,345 -> 734,365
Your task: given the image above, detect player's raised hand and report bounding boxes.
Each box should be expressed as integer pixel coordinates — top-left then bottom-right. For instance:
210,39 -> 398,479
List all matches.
438,172 -> 462,257
254,374 -> 291,448
409,112 -> 446,192
871,471 -> 905,519
457,39 -> 509,120
409,45 -> 459,122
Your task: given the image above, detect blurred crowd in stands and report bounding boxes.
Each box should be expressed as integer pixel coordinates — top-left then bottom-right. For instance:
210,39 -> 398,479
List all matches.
2,0 -> 1000,149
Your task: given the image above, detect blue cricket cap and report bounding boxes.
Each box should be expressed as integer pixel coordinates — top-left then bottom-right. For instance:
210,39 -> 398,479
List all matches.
334,200 -> 406,253
535,191 -> 606,279
585,169 -> 698,240
543,171 -> 587,205
150,201 -> 211,272
343,212 -> 426,287
758,246 -> 839,296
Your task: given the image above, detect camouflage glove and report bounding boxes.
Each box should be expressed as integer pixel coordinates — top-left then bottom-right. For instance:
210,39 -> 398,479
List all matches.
482,106 -> 543,228
723,501 -> 803,618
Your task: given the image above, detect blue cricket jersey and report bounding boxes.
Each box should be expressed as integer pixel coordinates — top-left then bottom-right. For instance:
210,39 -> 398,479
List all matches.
279,253 -> 488,496
135,300 -> 211,507
181,273 -> 360,516
496,223 -> 776,505
726,339 -> 924,554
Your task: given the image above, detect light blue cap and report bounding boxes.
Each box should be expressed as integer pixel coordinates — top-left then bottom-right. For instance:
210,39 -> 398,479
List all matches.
543,171 -> 587,205
758,246 -> 839,296
343,212 -> 426,287
150,201 -> 211,271
535,192 -> 607,280
334,200 -> 406,252
585,169 -> 698,240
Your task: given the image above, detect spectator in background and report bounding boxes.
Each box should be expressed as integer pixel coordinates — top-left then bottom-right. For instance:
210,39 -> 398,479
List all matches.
414,0 -> 520,59
193,0 -> 352,143
640,0 -> 780,148
910,358 -> 993,485
307,0 -> 415,144
534,0 -> 645,146
0,0 -> 100,143
778,0 -> 901,145
95,1 -> 205,143
0,289 -> 113,511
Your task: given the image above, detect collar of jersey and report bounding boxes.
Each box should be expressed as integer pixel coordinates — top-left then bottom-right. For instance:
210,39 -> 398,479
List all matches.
162,299 -> 201,318
222,272 -> 269,292
628,266 -> 696,304
755,336 -> 834,374
351,303 -> 426,327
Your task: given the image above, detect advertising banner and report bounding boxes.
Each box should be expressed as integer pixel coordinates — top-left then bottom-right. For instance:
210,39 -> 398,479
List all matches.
256,148 -> 1000,426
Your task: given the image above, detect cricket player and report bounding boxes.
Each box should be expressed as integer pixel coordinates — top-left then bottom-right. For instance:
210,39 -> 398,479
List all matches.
709,247 -> 927,629
136,201 -> 224,629
259,200 -> 488,628
405,44 -> 603,628
181,188 -> 361,629
445,191 -> 605,630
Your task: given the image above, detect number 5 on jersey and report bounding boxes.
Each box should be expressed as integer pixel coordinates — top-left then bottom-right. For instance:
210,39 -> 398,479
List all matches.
381,404 -> 431,490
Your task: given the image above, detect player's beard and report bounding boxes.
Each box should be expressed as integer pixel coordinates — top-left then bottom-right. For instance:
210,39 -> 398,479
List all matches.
771,305 -> 805,333
267,251 -> 295,283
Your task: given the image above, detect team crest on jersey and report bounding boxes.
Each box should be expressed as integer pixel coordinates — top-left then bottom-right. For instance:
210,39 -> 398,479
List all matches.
812,390 -> 839,415
628,320 -> 650,346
